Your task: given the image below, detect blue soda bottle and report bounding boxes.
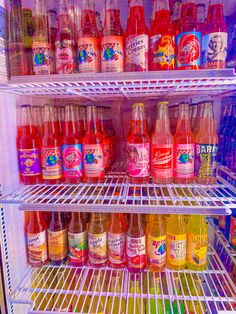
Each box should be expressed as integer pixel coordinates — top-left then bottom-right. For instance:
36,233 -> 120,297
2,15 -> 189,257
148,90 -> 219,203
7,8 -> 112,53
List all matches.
221,105 -> 236,165
226,24 -> 236,70
225,108 -> 236,168
229,209 -> 236,249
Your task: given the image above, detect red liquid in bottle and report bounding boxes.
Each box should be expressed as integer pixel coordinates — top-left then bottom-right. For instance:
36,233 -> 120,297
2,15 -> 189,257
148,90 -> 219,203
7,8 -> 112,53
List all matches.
172,0 -> 182,36
125,0 -> 149,72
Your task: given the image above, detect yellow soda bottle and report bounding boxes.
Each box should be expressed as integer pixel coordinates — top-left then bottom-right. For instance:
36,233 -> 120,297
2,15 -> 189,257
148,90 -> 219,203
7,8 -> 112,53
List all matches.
146,214 -> 166,272
106,272 -> 126,314
53,269 -> 71,311
128,274 -> 145,314
187,215 -> 208,271
166,215 -> 186,270
146,274 -> 164,314
88,272 -> 106,314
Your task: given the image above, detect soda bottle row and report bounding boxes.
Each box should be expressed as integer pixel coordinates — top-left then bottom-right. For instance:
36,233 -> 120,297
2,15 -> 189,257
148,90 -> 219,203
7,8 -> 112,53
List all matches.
216,210 -> 236,250
26,210 -> 208,272
127,101 -> 218,185
9,0 -> 235,78
17,104 -> 116,185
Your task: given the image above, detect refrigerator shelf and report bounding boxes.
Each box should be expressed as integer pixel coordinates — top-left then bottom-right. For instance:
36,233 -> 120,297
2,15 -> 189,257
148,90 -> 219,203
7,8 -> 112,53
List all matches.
1,164 -> 235,214
9,245 -> 236,314
1,69 -> 236,99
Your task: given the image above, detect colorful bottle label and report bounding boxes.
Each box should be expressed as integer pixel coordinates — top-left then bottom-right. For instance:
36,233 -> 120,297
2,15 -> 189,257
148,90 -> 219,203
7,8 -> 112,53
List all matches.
229,217 -> 236,247
101,35 -> 124,72
152,144 -> 173,179
68,231 -> 88,264
125,34 -> 149,71
18,148 -> 41,176
27,230 -> 47,264
41,146 -> 63,180
195,144 -> 218,179
78,37 -> 100,73
62,144 -> 83,178
83,144 -> 104,178
48,229 -> 67,261
202,32 -> 228,69
176,31 -> 201,69
174,144 -> 195,179
32,42 -> 54,75
147,235 -> 166,268
88,232 -> 107,265
150,34 -> 175,70
126,236 -> 146,269
187,232 -> 208,267
127,143 -> 150,178
167,233 -> 186,266
55,39 -> 75,74
108,232 -> 126,264
219,215 -> 226,230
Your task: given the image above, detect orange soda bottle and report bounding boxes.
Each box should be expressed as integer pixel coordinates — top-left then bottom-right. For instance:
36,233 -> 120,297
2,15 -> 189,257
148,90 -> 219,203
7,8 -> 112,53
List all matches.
83,105 -> 105,183
174,102 -> 195,184
127,103 -> 150,184
151,101 -> 173,184
195,101 -> 218,185
126,214 -> 146,273
108,213 -> 127,268
101,0 -> 124,73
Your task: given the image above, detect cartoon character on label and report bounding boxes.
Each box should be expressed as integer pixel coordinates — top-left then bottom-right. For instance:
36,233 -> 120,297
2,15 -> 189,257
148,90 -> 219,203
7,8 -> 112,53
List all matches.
206,34 -> 227,63
177,33 -> 201,68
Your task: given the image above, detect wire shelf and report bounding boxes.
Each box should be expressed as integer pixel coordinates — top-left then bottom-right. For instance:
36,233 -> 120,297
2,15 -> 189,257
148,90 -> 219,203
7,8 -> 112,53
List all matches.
1,69 -> 236,99
1,162 -> 235,215
9,245 -> 236,314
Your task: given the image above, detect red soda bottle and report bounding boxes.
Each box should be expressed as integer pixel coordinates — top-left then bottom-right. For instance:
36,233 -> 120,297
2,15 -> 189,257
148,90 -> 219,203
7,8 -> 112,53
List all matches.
62,104 -> 83,184
83,105 -> 105,183
174,102 -> 195,184
101,0 -> 124,73
41,105 -> 63,184
126,214 -> 146,273
31,106 -> 43,138
176,0 -> 201,70
55,0 -> 76,74
17,105 -> 42,185
125,0 -> 149,72
150,0 -> 175,71
33,0 -> 54,75
196,1 -> 206,34
127,103 -> 150,184
202,0 -> 228,69
78,0 -> 101,73
68,212 -> 88,266
171,0 -> 182,36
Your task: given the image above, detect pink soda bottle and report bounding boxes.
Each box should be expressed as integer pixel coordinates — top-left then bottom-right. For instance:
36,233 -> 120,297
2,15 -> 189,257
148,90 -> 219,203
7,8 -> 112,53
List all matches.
125,0 -> 149,72
176,0 -> 201,70
101,0 -> 124,73
77,0 -> 101,73
150,0 -> 175,71
202,0 -> 228,69
126,214 -> 146,273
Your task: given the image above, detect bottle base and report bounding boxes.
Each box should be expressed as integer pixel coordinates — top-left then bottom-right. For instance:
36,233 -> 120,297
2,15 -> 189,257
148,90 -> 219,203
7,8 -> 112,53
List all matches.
89,261 -> 107,268
194,177 -> 217,185
50,257 -> 67,266
129,176 -> 150,184
108,262 -> 125,269
152,177 -> 173,185
174,178 -> 194,184
186,263 -> 206,271
166,263 -> 186,271
127,266 -> 146,273
84,176 -> 105,184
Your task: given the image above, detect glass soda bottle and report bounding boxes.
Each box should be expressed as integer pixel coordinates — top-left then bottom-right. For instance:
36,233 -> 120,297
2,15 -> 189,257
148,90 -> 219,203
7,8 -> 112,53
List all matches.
108,213 -> 126,268
55,0 -> 76,74
126,214 -> 146,273
33,0 -> 54,75
176,0 -> 201,70
9,0 -> 28,76
125,0 -> 149,72
22,7 -> 34,75
196,0 -> 206,33
146,214 -> 166,272
105,107 -> 116,163
166,214 -> 187,270
26,211 -> 48,267
17,105 -> 42,185
31,106 -> 44,138
88,213 -> 107,267
195,101 -> 218,185
54,270 -> 71,311
171,0 -> 182,36
89,272 -> 106,313
106,273 -> 126,314
42,105 -> 63,184
225,106 -> 236,169
146,274 -> 164,314
78,0 -> 101,73
127,103 -> 150,184
174,102 -> 195,184
68,212 -> 88,266
101,0 -> 124,73
128,274 -> 145,314
48,212 -> 67,265
83,105 -> 105,183
202,0 -> 228,69
187,215 -> 208,271
226,24 -> 236,70
150,0 -> 175,71
151,101 -> 173,184
62,104 -> 83,184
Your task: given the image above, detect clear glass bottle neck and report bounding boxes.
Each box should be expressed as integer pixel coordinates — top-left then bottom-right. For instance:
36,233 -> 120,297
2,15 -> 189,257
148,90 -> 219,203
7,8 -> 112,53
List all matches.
131,105 -> 147,134
176,104 -> 192,133
86,106 -> 98,132
64,105 -> 77,135
198,103 -> 216,132
154,104 -> 171,133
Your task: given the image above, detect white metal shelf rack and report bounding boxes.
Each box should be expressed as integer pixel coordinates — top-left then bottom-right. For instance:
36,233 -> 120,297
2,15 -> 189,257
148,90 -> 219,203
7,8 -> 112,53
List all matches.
0,69 -> 235,99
